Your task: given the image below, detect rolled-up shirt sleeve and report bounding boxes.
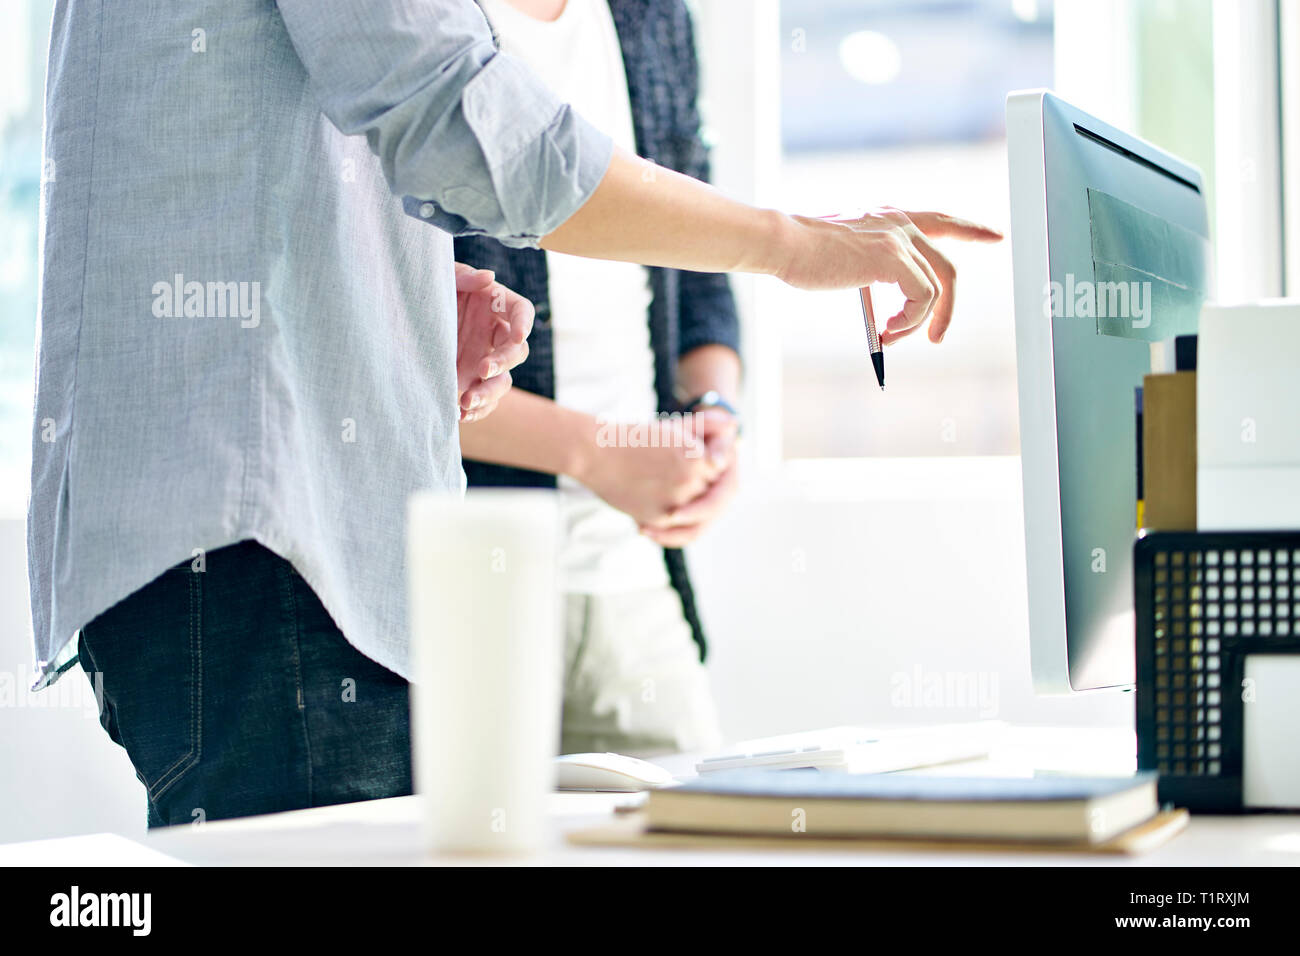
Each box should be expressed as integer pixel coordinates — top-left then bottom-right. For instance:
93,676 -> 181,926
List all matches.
277,0 -> 613,248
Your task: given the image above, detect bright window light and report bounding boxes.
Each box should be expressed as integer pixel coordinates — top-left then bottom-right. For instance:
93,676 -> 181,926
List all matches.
1012,0 -> 1040,24
838,30 -> 902,86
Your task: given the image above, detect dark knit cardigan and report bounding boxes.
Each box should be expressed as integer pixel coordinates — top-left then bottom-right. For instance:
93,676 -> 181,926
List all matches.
455,0 -> 741,660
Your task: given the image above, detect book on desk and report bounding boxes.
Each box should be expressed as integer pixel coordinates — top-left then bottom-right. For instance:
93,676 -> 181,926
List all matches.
570,769 -> 1188,855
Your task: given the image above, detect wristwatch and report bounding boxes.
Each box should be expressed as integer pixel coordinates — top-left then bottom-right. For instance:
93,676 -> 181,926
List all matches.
681,391 -> 742,432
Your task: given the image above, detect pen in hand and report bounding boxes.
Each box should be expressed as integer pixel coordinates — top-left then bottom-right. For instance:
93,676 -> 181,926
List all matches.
858,286 -> 885,391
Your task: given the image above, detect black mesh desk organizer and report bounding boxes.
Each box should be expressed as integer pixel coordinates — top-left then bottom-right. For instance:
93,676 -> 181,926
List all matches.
1135,531 -> 1300,811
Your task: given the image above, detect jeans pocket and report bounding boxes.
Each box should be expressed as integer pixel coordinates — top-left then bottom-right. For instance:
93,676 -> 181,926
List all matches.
80,568 -> 202,802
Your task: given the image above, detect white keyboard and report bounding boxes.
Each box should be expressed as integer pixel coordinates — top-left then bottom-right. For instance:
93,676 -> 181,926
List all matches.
695,722 -> 1006,775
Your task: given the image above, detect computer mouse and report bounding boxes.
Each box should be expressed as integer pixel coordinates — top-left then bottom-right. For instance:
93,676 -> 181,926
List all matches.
554,752 -> 676,792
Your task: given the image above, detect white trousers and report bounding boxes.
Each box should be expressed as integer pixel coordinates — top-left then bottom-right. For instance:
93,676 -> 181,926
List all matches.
560,586 -> 723,757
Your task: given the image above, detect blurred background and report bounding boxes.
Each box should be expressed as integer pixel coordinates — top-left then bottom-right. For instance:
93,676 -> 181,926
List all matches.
0,0 -> 1253,841
770,0 -> 1215,460
0,1 -> 48,509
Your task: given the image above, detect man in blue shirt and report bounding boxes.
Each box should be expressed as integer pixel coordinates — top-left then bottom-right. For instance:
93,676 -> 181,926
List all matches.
32,0 -> 999,824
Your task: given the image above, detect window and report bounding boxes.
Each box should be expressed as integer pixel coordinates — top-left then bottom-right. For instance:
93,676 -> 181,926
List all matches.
774,0 -> 1054,459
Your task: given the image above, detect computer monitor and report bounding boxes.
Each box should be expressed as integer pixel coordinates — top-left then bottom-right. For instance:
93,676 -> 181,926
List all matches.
1007,90 -> 1213,694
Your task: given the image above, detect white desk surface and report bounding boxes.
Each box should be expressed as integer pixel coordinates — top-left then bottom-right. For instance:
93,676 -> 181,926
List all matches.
5,727 -> 1300,866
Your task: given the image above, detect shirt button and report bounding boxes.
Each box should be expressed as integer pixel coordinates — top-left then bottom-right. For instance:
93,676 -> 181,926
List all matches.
418,202 -> 436,218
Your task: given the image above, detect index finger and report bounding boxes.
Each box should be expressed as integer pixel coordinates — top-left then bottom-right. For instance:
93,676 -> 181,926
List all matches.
904,211 -> 1003,242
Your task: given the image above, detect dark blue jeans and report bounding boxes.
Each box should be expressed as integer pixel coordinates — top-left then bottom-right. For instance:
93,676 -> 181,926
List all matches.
78,541 -> 412,828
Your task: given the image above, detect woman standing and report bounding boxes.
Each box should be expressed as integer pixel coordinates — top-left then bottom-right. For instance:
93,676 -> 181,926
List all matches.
459,0 -> 741,755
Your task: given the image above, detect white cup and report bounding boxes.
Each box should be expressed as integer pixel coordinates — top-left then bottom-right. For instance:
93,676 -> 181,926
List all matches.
406,488 -> 561,854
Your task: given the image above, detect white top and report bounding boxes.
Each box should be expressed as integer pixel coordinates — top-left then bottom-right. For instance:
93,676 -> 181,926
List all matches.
479,0 -> 668,593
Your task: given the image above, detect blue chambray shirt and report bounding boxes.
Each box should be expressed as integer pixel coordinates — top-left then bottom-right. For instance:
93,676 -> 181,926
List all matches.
29,0 -> 613,688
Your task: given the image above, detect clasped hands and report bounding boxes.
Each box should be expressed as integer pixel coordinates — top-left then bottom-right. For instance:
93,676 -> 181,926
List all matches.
575,409 -> 740,548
